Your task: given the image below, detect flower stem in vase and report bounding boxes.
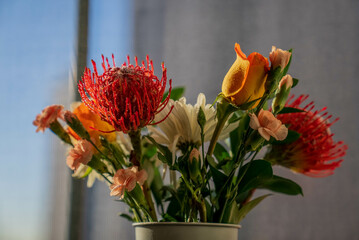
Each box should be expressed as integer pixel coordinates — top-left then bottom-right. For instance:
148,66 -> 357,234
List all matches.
129,130 -> 158,221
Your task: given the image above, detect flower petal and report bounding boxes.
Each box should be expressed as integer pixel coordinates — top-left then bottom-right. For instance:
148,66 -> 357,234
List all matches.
222,43 -> 250,97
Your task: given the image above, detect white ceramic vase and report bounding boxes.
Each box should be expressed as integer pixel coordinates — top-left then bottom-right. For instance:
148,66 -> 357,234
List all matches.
133,222 -> 241,240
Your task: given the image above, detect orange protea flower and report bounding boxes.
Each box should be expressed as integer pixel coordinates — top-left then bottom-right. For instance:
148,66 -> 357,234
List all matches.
79,55 -> 172,133
265,95 -> 348,177
67,103 -> 116,145
221,43 -> 269,109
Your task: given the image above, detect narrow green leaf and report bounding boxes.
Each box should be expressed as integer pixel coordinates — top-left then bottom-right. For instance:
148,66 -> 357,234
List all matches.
221,201 -> 241,223
150,167 -> 165,208
145,136 -> 173,166
119,213 -> 134,222
278,107 -> 305,114
161,213 -> 178,222
230,114 -> 249,157
237,194 -> 271,223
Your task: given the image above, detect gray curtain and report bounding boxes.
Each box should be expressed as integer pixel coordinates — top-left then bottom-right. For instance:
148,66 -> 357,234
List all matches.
133,0 -> 359,239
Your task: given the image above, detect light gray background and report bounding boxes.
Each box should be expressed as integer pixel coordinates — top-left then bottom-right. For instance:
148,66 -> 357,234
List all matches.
132,1 -> 359,239
72,1 -> 359,239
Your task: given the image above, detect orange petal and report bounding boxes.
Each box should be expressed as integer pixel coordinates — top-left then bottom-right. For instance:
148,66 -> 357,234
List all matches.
222,43 -> 250,97
72,103 -> 116,145
230,52 -> 269,108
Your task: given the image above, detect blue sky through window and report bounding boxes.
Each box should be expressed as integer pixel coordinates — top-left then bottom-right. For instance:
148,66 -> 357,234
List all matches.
0,1 -> 132,239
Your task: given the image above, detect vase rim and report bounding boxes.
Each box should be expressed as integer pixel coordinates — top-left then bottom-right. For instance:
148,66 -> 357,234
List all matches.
132,222 -> 241,229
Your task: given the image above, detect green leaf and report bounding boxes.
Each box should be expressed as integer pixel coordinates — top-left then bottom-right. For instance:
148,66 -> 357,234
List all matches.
209,164 -> 229,193
150,167 -> 165,208
292,78 -> 299,88
161,213 -> 178,222
221,201 -> 241,223
278,107 -> 305,114
162,86 -> 185,101
236,194 -> 271,223
230,114 -> 249,157
259,175 -> 303,196
81,166 -> 93,178
206,155 -> 217,169
237,160 -> 273,193
119,213 -> 134,222
227,111 -> 243,124
271,130 -> 301,145
145,136 -> 174,166
213,142 -> 230,162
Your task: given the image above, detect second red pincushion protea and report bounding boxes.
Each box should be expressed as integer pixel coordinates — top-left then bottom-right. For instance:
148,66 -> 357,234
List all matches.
265,95 -> 348,177
79,55 -> 172,133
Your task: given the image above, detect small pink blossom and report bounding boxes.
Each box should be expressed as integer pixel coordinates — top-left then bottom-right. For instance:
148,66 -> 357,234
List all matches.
249,109 -> 288,141
110,167 -> 148,198
33,105 -> 64,132
66,140 -> 93,171
269,46 -> 291,70
278,74 -> 293,90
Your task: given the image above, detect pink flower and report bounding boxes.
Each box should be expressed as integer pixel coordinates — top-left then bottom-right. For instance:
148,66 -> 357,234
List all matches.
269,46 -> 291,70
110,167 -> 148,198
249,109 -> 288,141
33,105 -> 64,132
66,140 -> 93,171
278,74 -> 293,90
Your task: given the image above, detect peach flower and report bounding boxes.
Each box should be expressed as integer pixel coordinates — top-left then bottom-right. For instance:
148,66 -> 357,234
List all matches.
222,43 -> 269,109
249,109 -> 288,141
110,167 -> 148,198
33,105 -> 64,132
66,139 -> 93,170
269,46 -> 291,70
278,74 -> 293,90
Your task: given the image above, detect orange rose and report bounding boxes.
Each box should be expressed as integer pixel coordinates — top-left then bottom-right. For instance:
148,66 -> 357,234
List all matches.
222,43 -> 269,109
68,103 -> 116,145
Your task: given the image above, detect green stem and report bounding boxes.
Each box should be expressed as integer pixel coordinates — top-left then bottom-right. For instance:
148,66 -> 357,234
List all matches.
129,130 -> 158,222
88,139 -> 116,173
207,114 -> 230,157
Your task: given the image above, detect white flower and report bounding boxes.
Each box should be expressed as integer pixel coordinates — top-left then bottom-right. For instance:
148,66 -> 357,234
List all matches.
148,93 -> 236,156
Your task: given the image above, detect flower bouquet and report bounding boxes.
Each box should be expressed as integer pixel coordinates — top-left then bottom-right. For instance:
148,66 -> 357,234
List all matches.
34,43 -> 347,239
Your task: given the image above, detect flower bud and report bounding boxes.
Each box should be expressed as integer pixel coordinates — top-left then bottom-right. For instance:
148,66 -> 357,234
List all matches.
272,75 -> 293,114
222,43 -> 269,109
64,110 -> 91,140
188,148 -> 201,182
269,46 -> 291,71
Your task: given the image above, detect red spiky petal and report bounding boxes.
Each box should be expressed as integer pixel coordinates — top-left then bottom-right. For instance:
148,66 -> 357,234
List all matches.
266,95 -> 348,177
78,55 -> 172,133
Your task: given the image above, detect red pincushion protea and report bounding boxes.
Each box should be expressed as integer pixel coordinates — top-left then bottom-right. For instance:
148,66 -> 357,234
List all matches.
265,95 -> 348,177
78,55 -> 172,133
